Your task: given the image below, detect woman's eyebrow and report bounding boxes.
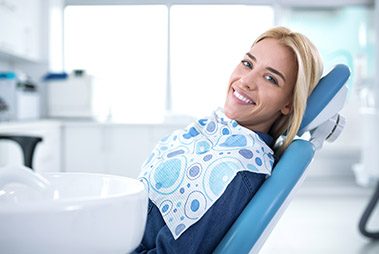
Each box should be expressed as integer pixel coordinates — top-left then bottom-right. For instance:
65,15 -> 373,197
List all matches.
266,67 -> 286,82
246,52 -> 286,82
246,52 -> 256,62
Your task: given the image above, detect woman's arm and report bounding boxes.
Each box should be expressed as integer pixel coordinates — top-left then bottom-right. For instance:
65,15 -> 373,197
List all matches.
133,171 -> 266,254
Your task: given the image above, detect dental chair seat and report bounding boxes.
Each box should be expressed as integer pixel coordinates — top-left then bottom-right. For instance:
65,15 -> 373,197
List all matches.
214,64 -> 351,253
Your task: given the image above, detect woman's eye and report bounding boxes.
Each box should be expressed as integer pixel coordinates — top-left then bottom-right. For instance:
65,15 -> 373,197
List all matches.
241,60 -> 252,69
265,75 -> 278,85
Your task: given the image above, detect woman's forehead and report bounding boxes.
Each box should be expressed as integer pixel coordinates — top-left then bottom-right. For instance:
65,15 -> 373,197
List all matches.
250,39 -> 293,63
249,38 -> 297,83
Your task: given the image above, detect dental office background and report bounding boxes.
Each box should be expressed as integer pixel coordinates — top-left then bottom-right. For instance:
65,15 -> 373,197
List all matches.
0,0 -> 378,250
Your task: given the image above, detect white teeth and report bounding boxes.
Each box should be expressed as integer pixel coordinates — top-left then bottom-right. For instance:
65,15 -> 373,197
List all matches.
233,90 -> 254,104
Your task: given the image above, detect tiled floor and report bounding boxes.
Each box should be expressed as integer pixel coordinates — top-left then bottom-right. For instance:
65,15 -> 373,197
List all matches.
259,178 -> 379,254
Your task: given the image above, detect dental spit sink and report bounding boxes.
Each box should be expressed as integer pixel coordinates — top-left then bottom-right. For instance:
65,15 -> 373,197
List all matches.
0,165 -> 148,254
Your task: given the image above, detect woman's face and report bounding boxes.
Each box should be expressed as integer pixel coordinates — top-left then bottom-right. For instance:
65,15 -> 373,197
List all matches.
224,38 -> 297,133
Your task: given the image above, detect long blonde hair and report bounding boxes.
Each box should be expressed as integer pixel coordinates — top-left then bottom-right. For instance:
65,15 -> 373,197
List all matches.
253,27 -> 324,155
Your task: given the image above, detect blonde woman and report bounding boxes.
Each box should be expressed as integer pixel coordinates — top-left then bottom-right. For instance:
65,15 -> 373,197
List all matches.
134,26 -> 323,254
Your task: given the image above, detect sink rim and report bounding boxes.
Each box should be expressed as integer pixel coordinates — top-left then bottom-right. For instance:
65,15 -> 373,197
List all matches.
0,172 -> 147,213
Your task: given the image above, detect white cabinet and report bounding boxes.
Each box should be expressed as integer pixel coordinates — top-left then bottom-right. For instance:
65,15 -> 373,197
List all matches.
63,124 -> 107,174
0,120 -> 181,178
0,0 -> 41,61
102,125 -> 152,177
47,75 -> 95,118
62,123 -> 180,178
0,121 -> 62,172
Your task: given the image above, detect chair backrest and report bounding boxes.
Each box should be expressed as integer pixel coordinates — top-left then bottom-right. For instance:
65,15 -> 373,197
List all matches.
214,64 -> 351,254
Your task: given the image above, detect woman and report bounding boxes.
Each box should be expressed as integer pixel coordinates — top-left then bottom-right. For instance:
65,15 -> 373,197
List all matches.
133,26 -> 323,253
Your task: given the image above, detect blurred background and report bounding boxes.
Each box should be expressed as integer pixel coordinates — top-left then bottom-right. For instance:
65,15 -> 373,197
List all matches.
0,0 -> 378,253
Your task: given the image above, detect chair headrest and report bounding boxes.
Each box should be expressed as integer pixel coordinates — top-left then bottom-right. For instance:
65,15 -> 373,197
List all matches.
298,64 -> 350,136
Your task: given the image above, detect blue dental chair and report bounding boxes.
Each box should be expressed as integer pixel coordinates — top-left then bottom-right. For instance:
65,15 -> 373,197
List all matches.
214,64 -> 350,254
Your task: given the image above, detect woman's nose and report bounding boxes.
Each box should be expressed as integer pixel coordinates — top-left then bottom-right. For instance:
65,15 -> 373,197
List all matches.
240,75 -> 256,91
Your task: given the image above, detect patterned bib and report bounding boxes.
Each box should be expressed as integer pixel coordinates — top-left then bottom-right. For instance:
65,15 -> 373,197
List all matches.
138,109 -> 274,239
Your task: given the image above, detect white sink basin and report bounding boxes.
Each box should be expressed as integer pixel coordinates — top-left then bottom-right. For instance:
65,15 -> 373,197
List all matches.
0,165 -> 148,254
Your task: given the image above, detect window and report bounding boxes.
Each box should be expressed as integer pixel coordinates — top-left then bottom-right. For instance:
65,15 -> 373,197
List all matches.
64,5 -> 274,122
278,6 -> 375,92
64,5 -> 168,122
170,5 -> 274,117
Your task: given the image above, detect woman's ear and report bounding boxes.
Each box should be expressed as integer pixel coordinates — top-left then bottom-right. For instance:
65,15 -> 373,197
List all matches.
280,102 -> 292,115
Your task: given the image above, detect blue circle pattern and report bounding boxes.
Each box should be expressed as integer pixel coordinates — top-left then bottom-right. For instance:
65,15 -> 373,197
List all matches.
184,191 -> 207,219
187,164 -> 201,180
206,121 -> 216,134
208,160 -> 240,197
239,149 -> 253,159
159,200 -> 173,216
191,200 -> 200,211
255,157 -> 262,166
190,166 -> 199,177
195,140 -> 211,154
203,154 -> 213,162
139,109 -> 274,239
153,158 -> 181,189
175,224 -> 186,236
162,204 -> 169,212
150,156 -> 186,195
222,128 -> 230,135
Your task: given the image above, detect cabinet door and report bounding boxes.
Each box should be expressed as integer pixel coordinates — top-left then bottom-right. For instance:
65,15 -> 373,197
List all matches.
105,126 -> 151,178
17,0 -> 41,60
63,125 -> 106,173
0,0 -> 41,61
0,2 -> 24,56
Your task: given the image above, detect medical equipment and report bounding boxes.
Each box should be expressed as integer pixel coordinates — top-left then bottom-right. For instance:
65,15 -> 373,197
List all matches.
0,135 -> 42,169
0,72 -> 40,121
214,64 -> 350,253
44,71 -> 94,119
359,181 -> 379,239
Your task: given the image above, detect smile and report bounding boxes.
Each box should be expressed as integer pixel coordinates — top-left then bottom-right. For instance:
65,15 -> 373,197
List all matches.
233,90 -> 255,105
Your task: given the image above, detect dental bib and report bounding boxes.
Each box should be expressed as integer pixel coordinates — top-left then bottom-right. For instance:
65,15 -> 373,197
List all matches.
138,109 -> 274,239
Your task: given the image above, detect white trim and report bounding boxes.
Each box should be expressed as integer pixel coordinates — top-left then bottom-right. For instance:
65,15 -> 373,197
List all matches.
166,6 -> 171,111
376,0 -> 379,105
64,0 -> 373,7
64,1 -> 274,5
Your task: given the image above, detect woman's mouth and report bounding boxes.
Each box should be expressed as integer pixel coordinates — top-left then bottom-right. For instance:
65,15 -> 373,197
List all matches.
233,90 -> 255,105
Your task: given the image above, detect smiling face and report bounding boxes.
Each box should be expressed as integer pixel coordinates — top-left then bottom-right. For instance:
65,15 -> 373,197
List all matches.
224,38 -> 298,133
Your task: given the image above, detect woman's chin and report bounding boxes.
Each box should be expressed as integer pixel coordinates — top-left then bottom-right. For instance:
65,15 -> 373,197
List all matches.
223,107 -> 238,120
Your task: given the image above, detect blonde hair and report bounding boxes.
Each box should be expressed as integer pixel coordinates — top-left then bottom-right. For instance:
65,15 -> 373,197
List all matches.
253,27 -> 324,155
